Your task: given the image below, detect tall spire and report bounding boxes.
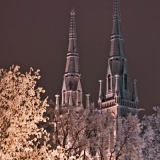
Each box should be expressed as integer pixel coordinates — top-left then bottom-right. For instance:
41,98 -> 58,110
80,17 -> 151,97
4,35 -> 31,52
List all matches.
65,8 -> 79,76
62,9 -> 83,107
105,0 -> 130,100
110,0 -> 124,57
68,8 -> 78,53
97,1 -> 139,154
98,0 -> 138,109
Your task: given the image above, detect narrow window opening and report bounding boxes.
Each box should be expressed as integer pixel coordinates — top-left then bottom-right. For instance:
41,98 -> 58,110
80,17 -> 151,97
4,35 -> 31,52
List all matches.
108,75 -> 111,90
124,74 -> 127,90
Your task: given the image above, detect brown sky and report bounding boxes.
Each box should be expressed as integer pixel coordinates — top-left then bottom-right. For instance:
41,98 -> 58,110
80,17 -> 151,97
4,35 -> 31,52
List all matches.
0,0 -> 160,117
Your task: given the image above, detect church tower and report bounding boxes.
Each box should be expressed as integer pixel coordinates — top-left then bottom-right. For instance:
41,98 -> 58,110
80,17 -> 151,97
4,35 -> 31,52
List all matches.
61,9 -> 83,107
97,1 -> 139,159
98,0 -> 138,116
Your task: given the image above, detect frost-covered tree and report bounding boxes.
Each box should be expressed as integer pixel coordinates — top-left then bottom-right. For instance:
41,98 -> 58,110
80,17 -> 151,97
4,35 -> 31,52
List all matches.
0,65 -> 146,160
113,114 -> 144,160
80,107 -> 111,159
142,106 -> 160,160
86,112 -> 144,160
0,66 -> 94,159
0,65 -> 48,159
53,105 -> 91,159
53,103 -> 144,160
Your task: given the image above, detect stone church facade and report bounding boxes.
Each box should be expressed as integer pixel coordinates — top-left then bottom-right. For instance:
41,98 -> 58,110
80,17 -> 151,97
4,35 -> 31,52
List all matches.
55,0 -> 139,159
59,0 -> 138,114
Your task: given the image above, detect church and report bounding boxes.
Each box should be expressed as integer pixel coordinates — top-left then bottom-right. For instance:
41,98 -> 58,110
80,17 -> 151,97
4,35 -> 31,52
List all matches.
55,0 -> 138,117
53,0 -> 139,159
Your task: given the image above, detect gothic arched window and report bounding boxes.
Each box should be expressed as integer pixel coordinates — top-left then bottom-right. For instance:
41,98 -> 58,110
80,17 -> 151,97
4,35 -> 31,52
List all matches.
124,74 -> 127,90
108,74 -> 111,90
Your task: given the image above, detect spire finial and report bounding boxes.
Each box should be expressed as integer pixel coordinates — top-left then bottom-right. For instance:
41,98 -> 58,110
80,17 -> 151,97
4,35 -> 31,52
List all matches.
70,7 -> 75,16
113,0 -> 121,19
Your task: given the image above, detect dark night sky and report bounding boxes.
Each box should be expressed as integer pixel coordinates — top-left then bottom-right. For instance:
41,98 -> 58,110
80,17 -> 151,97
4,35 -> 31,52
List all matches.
0,0 -> 160,117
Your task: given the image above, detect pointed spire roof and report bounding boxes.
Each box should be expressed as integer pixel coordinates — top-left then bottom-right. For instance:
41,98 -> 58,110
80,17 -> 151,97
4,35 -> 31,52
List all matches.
68,8 -> 77,53
112,0 -> 122,37
65,8 -> 80,76
61,9 -> 82,107
110,0 -> 125,57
